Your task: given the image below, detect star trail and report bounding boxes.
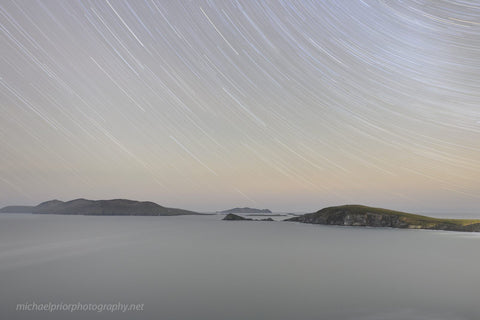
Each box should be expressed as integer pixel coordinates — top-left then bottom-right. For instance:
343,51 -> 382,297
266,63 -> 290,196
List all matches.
1,0 -> 479,213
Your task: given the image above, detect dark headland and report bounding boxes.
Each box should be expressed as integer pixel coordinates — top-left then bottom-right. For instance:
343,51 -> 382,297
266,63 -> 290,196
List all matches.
219,207 -> 272,214
285,205 -> 480,232
1,199 -> 200,216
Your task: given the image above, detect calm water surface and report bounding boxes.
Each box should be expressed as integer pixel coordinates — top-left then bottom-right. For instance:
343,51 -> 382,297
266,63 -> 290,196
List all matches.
0,213 -> 479,320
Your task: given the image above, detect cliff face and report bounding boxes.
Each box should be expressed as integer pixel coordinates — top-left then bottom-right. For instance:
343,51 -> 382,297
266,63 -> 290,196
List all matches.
290,211 -> 408,228
286,205 -> 480,232
32,199 -> 200,216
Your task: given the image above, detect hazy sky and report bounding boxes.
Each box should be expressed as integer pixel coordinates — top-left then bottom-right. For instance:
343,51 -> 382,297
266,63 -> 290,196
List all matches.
1,0 -> 479,214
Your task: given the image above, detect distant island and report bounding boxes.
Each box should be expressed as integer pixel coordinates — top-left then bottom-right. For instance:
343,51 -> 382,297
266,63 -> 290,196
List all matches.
285,205 -> 480,232
219,207 -> 272,214
1,199 -> 200,216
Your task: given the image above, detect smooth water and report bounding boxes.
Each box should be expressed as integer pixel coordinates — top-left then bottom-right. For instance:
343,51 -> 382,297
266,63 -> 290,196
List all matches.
0,213 -> 479,320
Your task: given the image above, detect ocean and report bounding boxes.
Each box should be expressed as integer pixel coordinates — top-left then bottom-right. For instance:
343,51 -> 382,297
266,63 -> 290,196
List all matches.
1,213 -> 479,320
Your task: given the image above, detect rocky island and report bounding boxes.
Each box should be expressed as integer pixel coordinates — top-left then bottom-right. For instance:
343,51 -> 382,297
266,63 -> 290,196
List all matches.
285,205 -> 480,232
223,213 -> 273,221
223,213 -> 252,220
1,198 -> 200,216
219,207 -> 272,214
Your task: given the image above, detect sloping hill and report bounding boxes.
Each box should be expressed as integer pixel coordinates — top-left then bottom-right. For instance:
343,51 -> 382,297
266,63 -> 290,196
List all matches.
32,198 -> 200,216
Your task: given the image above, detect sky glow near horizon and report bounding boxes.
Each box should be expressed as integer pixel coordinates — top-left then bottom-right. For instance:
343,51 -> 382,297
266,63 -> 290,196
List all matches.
1,0 -> 479,213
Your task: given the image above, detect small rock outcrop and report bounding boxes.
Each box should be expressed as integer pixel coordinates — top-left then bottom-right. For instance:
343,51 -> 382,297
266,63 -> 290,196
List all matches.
223,213 -> 252,221
222,214 -> 274,221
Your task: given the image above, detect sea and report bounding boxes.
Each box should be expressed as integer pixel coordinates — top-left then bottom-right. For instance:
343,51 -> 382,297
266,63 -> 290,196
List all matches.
0,213 -> 479,320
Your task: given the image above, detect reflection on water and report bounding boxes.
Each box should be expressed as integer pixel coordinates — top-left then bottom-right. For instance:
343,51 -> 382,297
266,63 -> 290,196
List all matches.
0,213 -> 479,320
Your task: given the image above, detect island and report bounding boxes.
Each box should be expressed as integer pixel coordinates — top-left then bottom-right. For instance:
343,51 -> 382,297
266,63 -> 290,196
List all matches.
219,207 -> 272,214
223,213 -> 273,221
1,198 -> 200,216
223,213 -> 251,220
285,204 -> 480,232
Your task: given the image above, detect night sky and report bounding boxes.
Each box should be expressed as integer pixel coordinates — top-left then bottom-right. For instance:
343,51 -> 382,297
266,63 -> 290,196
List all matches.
1,0 -> 479,214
